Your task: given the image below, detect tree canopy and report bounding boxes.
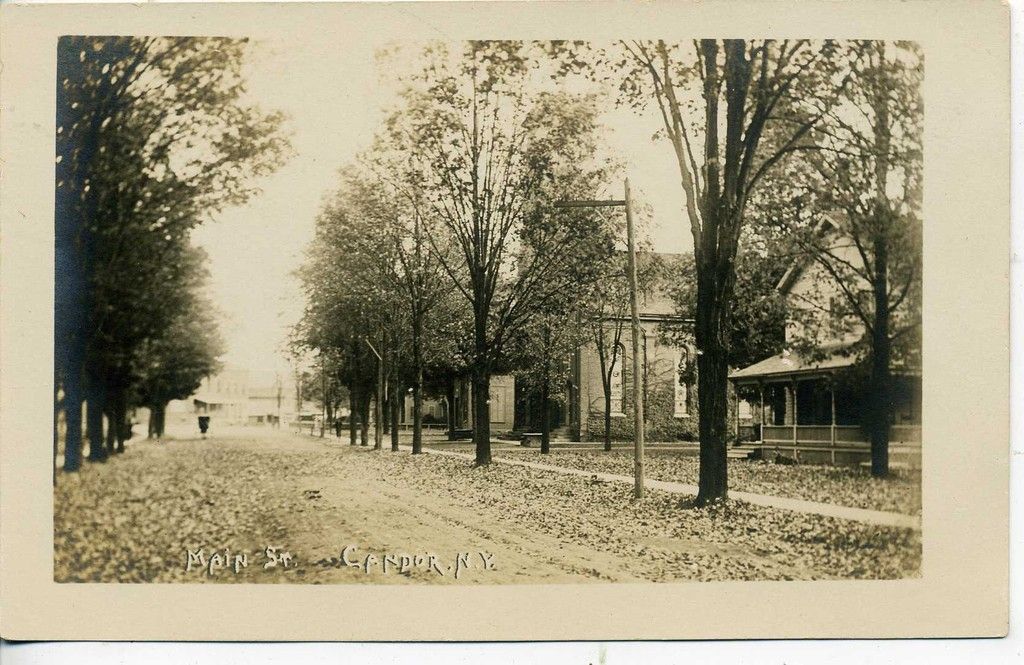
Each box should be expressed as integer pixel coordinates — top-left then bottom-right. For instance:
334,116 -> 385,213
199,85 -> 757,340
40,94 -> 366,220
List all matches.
55,36 -> 290,467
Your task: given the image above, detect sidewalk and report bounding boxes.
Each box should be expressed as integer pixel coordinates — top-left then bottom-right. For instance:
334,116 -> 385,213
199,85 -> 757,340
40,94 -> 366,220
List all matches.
418,447 -> 922,531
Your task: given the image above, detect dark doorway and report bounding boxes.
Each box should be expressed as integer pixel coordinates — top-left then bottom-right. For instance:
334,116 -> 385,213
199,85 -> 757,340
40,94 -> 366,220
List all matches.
514,380 -> 566,432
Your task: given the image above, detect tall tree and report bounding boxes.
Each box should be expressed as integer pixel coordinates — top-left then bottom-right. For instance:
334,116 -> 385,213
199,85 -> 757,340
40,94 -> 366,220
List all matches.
783,42 -> 923,477
382,41 -> 609,465
553,39 -> 848,503
295,168 -> 415,449
294,221 -> 379,447
510,276 -> 598,453
353,155 -> 453,455
55,36 -> 289,470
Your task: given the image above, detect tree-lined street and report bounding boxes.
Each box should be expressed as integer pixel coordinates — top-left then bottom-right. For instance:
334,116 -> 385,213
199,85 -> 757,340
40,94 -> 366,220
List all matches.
52,37 -> 924,585
55,428 -> 920,583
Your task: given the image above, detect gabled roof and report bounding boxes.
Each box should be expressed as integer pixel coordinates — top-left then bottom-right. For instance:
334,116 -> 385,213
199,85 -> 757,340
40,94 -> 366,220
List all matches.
775,211 -> 845,295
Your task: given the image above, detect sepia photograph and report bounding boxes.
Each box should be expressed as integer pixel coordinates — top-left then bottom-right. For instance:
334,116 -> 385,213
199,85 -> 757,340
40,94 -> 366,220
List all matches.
51,34 -> 923,585
0,0 -> 1010,643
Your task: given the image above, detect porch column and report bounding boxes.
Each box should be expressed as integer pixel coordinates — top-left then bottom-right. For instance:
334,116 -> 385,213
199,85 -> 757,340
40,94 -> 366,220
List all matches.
734,387 -> 740,439
758,383 -> 765,443
790,379 -> 799,451
830,380 -> 837,464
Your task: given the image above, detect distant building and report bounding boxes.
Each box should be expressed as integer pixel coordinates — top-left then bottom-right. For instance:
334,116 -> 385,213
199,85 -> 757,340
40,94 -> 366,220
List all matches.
447,374 -> 515,434
167,366 -> 299,427
246,370 -> 287,426
190,367 -> 250,423
574,255 -> 694,443
446,253 -> 697,443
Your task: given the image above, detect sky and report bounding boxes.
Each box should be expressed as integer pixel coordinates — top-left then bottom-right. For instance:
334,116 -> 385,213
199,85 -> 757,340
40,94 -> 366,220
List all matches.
191,36 -> 691,375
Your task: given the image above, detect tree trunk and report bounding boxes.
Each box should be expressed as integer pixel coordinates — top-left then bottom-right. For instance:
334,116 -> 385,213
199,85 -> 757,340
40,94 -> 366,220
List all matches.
62,372 -> 83,472
869,57 -> 892,478
603,388 -> 612,452
695,272 -> 731,505
471,361 -> 491,465
540,377 -> 551,455
390,378 -> 400,452
868,229 -> 892,476
349,389 -> 358,446
446,378 -> 457,441
373,388 -> 383,451
150,401 -> 166,438
381,370 -> 390,435
105,387 -> 127,454
360,393 -> 370,446
411,314 -> 424,455
327,397 -> 335,435
86,381 -> 107,462
105,407 -> 116,451
869,302 -> 891,477
115,398 -> 130,453
373,335 -> 384,450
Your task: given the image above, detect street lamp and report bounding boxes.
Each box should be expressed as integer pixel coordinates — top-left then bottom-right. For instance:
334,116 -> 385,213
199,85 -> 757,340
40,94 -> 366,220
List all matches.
554,178 -> 645,499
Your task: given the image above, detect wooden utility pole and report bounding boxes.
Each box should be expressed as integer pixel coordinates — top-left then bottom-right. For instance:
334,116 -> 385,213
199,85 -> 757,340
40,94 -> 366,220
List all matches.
554,177 -> 645,498
623,178 -> 645,499
365,337 -> 384,450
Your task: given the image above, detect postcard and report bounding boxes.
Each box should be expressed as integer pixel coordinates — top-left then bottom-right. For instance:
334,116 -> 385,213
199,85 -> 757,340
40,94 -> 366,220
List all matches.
0,0 -> 1009,641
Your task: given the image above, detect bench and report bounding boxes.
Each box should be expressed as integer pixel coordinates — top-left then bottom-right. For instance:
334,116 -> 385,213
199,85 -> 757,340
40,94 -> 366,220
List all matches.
520,432 -> 543,447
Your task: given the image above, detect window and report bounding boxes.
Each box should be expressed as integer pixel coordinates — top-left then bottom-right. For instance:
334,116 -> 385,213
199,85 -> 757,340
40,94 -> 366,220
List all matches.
674,348 -> 688,417
609,344 -> 625,415
490,387 -> 504,424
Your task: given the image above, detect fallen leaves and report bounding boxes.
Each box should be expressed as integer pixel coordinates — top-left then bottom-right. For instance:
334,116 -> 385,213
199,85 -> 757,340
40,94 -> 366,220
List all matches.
53,434 -> 921,584
374,450 -> 920,582
498,449 -> 922,515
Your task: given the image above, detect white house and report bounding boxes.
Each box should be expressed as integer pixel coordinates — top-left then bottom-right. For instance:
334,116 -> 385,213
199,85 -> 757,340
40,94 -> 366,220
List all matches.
729,221 -> 921,466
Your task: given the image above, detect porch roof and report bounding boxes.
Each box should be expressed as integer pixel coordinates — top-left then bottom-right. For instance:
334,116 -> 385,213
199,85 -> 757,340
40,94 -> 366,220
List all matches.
729,349 -> 854,383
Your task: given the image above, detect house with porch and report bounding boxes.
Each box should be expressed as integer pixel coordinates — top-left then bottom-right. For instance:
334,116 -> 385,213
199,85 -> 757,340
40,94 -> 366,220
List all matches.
728,226 -> 921,467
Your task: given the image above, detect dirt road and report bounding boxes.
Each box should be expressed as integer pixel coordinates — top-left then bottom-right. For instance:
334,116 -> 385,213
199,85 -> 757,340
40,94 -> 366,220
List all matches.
53,426 -> 920,583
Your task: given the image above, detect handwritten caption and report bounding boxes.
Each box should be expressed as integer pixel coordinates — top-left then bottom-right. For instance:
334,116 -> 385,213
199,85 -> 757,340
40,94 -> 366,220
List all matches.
183,545 -> 496,579
339,545 -> 495,579
185,546 -> 294,576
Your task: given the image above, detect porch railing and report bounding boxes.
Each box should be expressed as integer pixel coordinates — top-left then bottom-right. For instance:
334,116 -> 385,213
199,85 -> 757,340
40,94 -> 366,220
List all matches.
759,424 -> 921,447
